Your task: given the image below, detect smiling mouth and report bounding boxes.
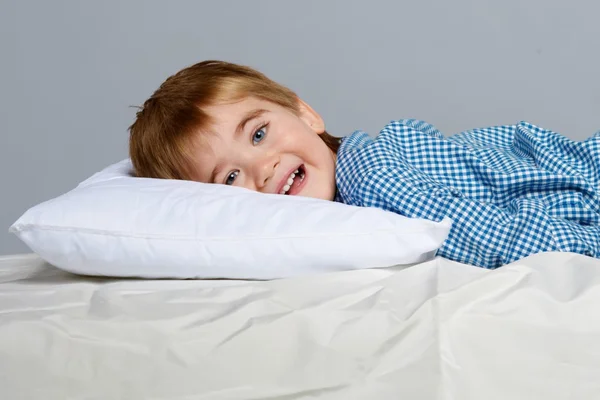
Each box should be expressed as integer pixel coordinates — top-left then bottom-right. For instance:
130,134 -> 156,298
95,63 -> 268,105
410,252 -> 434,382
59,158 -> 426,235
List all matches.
280,165 -> 306,195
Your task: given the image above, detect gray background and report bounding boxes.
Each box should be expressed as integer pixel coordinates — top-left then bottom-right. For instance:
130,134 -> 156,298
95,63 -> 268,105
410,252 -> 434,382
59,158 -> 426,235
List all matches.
1,0 -> 599,255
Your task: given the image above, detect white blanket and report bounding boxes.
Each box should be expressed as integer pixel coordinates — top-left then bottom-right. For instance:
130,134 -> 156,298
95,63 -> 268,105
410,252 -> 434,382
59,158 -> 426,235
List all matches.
0,252 -> 599,399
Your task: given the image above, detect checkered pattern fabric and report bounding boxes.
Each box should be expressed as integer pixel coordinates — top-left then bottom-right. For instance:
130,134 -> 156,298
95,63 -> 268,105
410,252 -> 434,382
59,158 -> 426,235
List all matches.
335,119 -> 600,268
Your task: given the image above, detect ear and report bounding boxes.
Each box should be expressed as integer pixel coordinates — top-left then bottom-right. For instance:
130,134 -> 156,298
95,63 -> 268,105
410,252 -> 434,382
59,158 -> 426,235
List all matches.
296,97 -> 325,134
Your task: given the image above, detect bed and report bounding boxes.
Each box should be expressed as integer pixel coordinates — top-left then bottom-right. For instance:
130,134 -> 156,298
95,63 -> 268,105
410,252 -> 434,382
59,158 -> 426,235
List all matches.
1,251 -> 599,399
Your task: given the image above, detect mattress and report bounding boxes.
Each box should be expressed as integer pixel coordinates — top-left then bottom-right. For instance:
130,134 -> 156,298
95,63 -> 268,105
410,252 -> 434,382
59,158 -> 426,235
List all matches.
1,252 -> 599,399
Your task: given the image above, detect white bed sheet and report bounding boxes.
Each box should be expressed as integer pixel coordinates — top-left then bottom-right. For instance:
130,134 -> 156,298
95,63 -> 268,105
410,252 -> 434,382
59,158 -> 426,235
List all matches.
0,252 -> 599,399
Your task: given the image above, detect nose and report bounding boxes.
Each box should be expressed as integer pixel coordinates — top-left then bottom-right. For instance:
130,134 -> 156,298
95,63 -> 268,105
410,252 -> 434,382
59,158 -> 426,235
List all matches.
251,154 -> 279,190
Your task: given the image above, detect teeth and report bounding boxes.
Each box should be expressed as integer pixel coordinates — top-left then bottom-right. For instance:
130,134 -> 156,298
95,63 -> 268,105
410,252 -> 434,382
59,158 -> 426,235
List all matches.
280,168 -> 302,195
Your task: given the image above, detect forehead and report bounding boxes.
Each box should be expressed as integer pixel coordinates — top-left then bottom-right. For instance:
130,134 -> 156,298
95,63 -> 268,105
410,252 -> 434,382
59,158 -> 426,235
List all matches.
203,96 -> 273,127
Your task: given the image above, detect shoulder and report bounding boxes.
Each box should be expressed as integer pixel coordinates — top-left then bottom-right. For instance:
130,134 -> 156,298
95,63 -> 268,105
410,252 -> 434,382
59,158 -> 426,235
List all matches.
339,119 -> 444,146
379,119 -> 445,140
337,118 -> 445,158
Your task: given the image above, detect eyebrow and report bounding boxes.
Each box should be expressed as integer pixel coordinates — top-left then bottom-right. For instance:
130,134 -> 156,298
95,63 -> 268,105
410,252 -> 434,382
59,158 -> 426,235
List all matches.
235,108 -> 268,137
210,108 -> 268,183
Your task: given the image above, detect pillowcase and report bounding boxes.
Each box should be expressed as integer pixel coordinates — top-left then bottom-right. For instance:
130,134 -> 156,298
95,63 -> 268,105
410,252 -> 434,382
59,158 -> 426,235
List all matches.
10,159 -> 452,279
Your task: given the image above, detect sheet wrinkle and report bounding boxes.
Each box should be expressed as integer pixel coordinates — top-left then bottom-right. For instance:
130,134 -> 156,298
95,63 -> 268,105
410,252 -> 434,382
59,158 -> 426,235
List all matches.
212,287 -> 389,352
241,382 -> 350,400
273,278 -> 393,311
40,316 -> 151,353
109,290 -> 278,327
442,262 -> 599,323
328,286 -> 386,312
432,259 -> 449,400
213,311 -> 296,348
506,261 -> 600,303
435,267 -> 529,317
0,302 -> 87,316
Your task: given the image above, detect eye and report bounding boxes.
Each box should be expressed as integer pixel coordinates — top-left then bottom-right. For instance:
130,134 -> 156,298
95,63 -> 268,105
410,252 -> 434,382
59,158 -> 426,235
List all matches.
224,170 -> 239,185
252,124 -> 268,145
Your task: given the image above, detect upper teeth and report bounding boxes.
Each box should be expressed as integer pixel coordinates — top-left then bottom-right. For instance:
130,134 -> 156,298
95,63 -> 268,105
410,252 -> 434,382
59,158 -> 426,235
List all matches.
281,169 -> 299,194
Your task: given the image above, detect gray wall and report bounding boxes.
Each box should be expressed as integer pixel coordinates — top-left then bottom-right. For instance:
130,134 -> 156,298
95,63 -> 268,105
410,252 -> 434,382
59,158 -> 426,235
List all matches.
1,0 -> 599,255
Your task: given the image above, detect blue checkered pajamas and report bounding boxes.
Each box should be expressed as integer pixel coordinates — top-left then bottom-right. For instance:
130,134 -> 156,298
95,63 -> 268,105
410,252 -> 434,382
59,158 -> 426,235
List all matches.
335,119 -> 600,268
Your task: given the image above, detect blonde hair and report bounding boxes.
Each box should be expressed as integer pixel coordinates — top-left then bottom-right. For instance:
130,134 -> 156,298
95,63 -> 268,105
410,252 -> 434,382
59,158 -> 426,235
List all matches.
129,60 -> 341,179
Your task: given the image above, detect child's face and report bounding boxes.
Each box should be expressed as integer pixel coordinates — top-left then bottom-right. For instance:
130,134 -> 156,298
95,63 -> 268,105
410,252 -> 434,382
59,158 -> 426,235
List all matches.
189,96 -> 337,201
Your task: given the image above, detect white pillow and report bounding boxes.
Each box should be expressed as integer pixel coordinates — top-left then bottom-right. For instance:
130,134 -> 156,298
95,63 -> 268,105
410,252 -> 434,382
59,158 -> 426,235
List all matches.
10,159 -> 452,279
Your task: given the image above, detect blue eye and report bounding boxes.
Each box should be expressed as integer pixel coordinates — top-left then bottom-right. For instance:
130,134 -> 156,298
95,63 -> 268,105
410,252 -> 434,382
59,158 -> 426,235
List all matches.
225,170 -> 239,185
252,125 -> 267,145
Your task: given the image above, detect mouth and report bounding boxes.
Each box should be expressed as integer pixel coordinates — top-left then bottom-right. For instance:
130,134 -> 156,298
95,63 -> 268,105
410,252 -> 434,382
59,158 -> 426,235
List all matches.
278,164 -> 306,195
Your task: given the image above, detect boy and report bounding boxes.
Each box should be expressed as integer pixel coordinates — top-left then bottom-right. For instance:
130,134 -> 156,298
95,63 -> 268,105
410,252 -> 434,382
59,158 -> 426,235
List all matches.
129,60 -> 600,268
